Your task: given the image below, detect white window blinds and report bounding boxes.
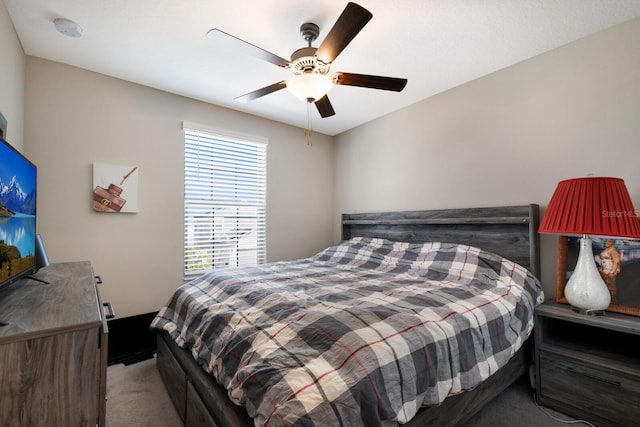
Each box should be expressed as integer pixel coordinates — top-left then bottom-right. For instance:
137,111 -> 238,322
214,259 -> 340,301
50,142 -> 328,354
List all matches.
183,123 -> 267,278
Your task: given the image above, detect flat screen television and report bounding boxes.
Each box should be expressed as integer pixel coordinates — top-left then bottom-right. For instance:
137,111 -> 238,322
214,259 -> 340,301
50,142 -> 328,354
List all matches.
0,136 -> 37,290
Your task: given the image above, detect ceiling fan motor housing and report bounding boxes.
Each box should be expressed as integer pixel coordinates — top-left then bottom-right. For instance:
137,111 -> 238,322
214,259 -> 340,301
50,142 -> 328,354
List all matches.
289,23 -> 330,76
290,47 -> 329,75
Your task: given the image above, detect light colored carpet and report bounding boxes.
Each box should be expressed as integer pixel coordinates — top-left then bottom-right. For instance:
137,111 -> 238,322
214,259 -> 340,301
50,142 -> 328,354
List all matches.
460,376 -> 583,427
106,357 -> 584,427
106,357 -> 181,427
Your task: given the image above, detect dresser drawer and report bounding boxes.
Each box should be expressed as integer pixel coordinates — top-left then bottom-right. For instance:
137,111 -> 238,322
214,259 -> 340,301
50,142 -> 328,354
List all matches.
539,351 -> 640,426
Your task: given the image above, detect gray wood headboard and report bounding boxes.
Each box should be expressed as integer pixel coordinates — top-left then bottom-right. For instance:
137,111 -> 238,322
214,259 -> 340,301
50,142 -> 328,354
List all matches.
342,204 -> 540,278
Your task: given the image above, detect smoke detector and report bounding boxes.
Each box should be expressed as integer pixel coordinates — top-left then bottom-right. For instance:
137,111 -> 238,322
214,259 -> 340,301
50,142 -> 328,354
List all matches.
54,18 -> 83,38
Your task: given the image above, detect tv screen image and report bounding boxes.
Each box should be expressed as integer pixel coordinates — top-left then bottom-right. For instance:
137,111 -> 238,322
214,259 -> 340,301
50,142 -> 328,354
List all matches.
0,137 -> 37,289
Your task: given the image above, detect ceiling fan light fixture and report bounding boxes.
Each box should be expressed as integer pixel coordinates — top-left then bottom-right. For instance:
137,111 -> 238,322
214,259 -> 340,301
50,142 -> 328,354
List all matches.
286,73 -> 333,102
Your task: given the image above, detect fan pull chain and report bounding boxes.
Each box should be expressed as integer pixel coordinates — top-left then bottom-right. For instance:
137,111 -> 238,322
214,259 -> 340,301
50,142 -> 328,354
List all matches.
304,100 -> 313,146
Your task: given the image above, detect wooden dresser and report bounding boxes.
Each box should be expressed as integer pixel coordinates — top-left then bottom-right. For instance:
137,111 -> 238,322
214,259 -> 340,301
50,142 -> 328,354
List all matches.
0,261 -> 108,427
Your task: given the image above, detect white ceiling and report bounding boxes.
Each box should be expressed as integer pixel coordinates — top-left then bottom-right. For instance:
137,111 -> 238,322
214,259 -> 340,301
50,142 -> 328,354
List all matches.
5,1 -> 640,136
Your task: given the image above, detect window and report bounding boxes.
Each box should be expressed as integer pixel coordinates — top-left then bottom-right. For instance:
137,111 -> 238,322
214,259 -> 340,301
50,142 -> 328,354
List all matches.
183,122 -> 267,278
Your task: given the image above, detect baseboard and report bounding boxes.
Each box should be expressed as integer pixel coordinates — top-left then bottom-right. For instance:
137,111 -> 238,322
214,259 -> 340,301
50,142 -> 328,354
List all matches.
107,311 -> 158,365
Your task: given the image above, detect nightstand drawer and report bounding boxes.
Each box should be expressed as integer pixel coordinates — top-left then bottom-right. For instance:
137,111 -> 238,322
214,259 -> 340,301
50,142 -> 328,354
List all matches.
539,351 -> 640,426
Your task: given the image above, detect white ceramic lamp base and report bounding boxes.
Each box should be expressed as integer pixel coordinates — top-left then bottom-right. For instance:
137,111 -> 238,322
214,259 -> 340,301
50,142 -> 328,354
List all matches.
564,236 -> 611,313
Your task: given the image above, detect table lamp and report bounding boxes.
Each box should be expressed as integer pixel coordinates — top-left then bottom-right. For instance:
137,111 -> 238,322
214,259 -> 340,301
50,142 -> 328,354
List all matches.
539,177 -> 640,314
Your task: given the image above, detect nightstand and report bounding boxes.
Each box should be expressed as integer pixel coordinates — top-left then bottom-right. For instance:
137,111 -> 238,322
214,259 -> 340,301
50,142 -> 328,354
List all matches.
534,301 -> 640,427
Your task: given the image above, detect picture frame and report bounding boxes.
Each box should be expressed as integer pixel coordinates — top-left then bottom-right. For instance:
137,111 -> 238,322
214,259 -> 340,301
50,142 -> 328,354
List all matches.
92,163 -> 139,213
556,236 -> 640,316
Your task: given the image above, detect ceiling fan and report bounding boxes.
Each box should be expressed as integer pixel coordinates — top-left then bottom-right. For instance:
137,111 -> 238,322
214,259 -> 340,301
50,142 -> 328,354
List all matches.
206,2 -> 408,119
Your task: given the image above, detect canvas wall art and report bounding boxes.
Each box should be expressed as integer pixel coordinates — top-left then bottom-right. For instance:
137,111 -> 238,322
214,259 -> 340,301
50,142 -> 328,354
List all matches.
92,163 -> 139,213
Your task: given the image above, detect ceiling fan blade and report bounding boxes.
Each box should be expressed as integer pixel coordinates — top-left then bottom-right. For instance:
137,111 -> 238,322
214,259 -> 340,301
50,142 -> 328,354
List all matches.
235,81 -> 287,102
333,72 -> 407,92
315,2 -> 373,64
315,95 -> 335,118
207,29 -> 290,68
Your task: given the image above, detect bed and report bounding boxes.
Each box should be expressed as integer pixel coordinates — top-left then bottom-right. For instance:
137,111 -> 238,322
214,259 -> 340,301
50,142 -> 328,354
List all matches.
151,204 -> 543,427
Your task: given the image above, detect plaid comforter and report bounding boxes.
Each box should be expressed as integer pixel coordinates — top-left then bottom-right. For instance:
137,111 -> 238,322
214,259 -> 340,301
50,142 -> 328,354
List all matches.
151,237 -> 544,427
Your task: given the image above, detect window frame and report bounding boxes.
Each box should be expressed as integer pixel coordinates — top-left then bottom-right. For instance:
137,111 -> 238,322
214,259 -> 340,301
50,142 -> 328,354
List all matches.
182,121 -> 267,279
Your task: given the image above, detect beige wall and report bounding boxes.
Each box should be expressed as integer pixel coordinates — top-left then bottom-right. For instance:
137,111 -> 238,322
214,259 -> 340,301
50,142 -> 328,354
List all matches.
0,1 -> 25,147
24,58 -> 334,317
16,14 -> 640,316
334,18 -> 640,299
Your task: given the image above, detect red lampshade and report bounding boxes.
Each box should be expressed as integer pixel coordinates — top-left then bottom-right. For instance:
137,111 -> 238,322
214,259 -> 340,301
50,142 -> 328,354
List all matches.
539,177 -> 640,239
